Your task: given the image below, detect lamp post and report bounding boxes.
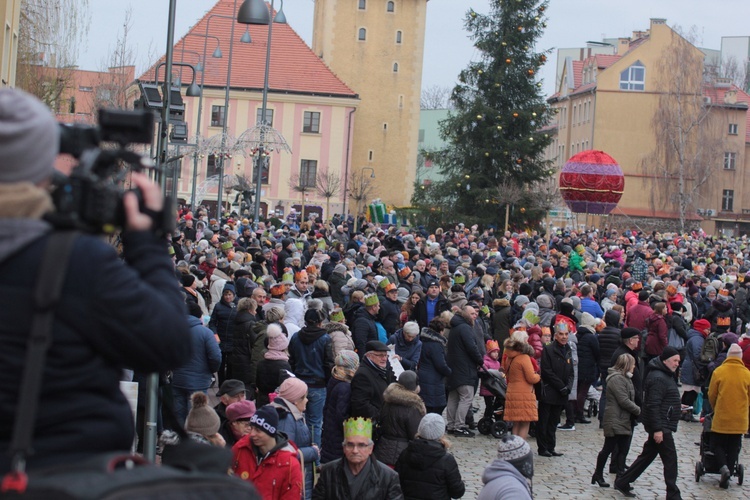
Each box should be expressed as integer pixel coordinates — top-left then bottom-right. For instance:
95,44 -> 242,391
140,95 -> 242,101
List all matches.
238,0 -> 286,224
185,30 -> 223,210
215,0 -> 243,220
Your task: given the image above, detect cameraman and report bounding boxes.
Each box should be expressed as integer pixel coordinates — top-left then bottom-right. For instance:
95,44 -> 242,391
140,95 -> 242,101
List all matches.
0,88 -> 190,472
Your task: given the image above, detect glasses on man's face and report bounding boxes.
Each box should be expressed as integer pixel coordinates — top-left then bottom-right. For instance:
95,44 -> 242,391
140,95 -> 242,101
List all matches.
370,352 -> 388,358
344,441 -> 371,450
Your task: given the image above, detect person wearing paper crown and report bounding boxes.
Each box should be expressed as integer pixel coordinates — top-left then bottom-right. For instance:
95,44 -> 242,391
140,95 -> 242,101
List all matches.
313,417 -> 403,499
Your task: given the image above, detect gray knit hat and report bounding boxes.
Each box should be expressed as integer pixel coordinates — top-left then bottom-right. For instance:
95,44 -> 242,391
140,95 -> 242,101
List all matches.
185,392 -> 220,437
496,434 -> 534,479
417,413 -> 446,441
0,88 -> 59,184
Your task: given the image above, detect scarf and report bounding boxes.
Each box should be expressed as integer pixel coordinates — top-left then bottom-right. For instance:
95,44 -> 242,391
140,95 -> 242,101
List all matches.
0,182 -> 54,219
364,356 -> 387,378
264,349 -> 289,361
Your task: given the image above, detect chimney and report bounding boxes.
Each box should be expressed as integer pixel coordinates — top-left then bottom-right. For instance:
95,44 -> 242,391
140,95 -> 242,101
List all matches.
617,38 -> 630,55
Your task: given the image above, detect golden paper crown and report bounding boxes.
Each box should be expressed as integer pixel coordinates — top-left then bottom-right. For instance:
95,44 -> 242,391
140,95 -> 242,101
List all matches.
343,417 -> 373,439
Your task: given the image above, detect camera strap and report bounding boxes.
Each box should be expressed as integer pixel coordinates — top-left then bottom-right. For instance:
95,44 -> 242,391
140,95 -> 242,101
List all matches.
2,231 -> 78,492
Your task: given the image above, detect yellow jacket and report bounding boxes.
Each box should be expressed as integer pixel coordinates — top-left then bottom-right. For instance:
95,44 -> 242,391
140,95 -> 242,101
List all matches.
708,357 -> 750,434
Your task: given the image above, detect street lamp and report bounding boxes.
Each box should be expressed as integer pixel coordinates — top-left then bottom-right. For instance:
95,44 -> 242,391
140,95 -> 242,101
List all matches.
362,167 -> 375,179
188,10 -> 249,215
238,0 -> 286,224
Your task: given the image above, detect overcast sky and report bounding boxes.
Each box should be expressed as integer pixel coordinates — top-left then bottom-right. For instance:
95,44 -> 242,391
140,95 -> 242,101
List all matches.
81,0 -> 749,98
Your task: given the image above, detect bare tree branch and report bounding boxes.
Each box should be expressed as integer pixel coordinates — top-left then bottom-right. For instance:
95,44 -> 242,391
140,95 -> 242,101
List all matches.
316,170 -> 341,221
348,170 -> 376,215
420,84 -> 453,110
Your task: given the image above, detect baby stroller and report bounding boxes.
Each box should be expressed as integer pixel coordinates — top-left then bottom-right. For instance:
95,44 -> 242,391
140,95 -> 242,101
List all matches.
477,368 -> 510,438
694,412 -> 744,486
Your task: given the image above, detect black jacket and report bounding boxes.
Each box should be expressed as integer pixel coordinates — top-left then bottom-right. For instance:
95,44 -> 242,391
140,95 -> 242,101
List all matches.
411,295 -> 450,329
0,230 -> 190,473
598,310 -> 623,377
417,327 -> 451,408
642,357 -> 681,434
540,341 -> 574,405
255,357 -> 292,407
395,438 -> 465,500
491,299 -> 512,344
374,383 -> 426,466
209,298 -> 237,353
320,377 -> 353,464
231,310 -> 256,385
445,314 -> 483,391
313,457 -> 404,500
350,358 -> 392,423
289,325 -> 335,388
352,307 -> 380,359
379,297 -> 402,335
576,326 -> 600,384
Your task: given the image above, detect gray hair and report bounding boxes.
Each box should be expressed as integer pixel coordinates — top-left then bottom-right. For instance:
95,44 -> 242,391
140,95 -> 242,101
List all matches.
403,321 -> 419,337
265,306 -> 285,323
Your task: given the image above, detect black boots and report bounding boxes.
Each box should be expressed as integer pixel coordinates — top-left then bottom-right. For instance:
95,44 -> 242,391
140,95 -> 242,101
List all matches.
591,473 -> 610,487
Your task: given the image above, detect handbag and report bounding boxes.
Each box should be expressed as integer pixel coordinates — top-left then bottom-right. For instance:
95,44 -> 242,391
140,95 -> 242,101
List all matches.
667,327 -> 685,350
0,232 -> 258,499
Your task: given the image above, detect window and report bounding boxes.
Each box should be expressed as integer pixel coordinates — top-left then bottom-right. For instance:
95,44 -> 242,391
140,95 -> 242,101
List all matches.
300,160 -> 317,188
722,189 -> 734,212
393,62 -> 399,72
724,152 -> 737,170
368,150 -> 374,161
729,123 -> 739,135
207,154 -> 220,177
78,86 -> 93,92
619,61 -> 645,91
418,129 -> 425,142
387,1 -> 395,12
396,31 -> 402,44
358,0 -> 366,9
303,111 -> 321,133
358,28 -> 366,41
256,108 -> 273,126
211,105 -> 225,127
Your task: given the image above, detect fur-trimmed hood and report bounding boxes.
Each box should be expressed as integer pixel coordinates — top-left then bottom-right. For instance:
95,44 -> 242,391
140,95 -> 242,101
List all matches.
493,298 -> 510,309
502,337 -> 535,357
325,322 -> 351,336
420,327 -> 447,346
383,382 -> 426,415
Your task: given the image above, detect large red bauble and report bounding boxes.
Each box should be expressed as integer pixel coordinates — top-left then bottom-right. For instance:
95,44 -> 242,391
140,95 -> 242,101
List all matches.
559,150 -> 624,214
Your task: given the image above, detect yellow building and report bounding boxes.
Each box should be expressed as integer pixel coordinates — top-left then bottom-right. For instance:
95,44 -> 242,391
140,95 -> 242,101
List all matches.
312,0 -> 428,209
548,19 -> 750,236
0,0 -> 21,87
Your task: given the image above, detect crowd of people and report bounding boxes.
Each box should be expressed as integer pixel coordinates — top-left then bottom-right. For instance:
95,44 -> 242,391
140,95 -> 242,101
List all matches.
168,208 -> 750,499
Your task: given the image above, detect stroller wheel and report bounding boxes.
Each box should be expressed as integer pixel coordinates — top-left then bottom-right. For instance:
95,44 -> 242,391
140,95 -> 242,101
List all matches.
738,464 -> 744,485
477,417 -> 492,436
591,401 -> 598,417
695,461 -> 702,482
491,421 -> 509,439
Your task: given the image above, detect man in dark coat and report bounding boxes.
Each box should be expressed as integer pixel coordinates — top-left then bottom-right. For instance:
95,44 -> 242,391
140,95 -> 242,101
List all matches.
411,280 -> 450,329
379,283 -> 402,335
0,88 -> 191,473
350,341 -> 393,425
575,314 -> 601,424
352,294 -> 381,358
445,306 -> 483,437
615,347 -> 682,499
314,416 -> 403,499
491,298 -> 512,344
538,322 -> 574,457
209,282 -> 238,384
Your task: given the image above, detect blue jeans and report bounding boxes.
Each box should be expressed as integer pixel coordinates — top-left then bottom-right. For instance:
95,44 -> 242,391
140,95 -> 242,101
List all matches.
172,386 -> 207,427
306,387 -> 326,447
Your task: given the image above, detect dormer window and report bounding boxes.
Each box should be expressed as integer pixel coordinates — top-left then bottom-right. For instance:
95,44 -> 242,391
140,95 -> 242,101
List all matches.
620,61 -> 645,91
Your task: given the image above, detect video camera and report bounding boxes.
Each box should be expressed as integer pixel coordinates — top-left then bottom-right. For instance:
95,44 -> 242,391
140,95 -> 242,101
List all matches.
47,108 -> 174,236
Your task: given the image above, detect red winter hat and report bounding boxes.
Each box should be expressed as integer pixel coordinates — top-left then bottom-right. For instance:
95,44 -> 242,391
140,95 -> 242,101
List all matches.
693,319 -> 711,336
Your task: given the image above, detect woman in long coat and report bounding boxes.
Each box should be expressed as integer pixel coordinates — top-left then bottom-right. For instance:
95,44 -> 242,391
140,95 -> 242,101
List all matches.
592,353 -> 640,486
418,317 -> 452,415
502,333 -> 541,439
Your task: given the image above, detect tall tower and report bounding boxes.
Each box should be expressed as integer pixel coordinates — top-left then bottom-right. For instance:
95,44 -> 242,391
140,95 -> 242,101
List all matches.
313,0 -> 428,209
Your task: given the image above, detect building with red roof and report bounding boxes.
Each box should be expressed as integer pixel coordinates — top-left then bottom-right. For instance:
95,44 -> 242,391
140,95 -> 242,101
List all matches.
138,0 -> 359,219
547,18 -> 750,236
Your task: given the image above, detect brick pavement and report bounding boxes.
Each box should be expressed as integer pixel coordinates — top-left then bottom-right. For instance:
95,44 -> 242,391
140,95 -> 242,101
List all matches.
449,395 -> 749,499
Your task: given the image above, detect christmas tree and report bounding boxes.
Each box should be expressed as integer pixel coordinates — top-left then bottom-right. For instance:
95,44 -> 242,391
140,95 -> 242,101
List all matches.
413,0 -> 554,228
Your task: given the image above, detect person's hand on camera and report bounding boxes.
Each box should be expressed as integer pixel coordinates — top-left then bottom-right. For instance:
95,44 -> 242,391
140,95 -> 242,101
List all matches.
124,172 -> 163,232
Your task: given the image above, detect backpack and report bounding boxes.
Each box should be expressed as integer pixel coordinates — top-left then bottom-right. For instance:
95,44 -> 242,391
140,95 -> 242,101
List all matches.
700,333 -> 721,364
